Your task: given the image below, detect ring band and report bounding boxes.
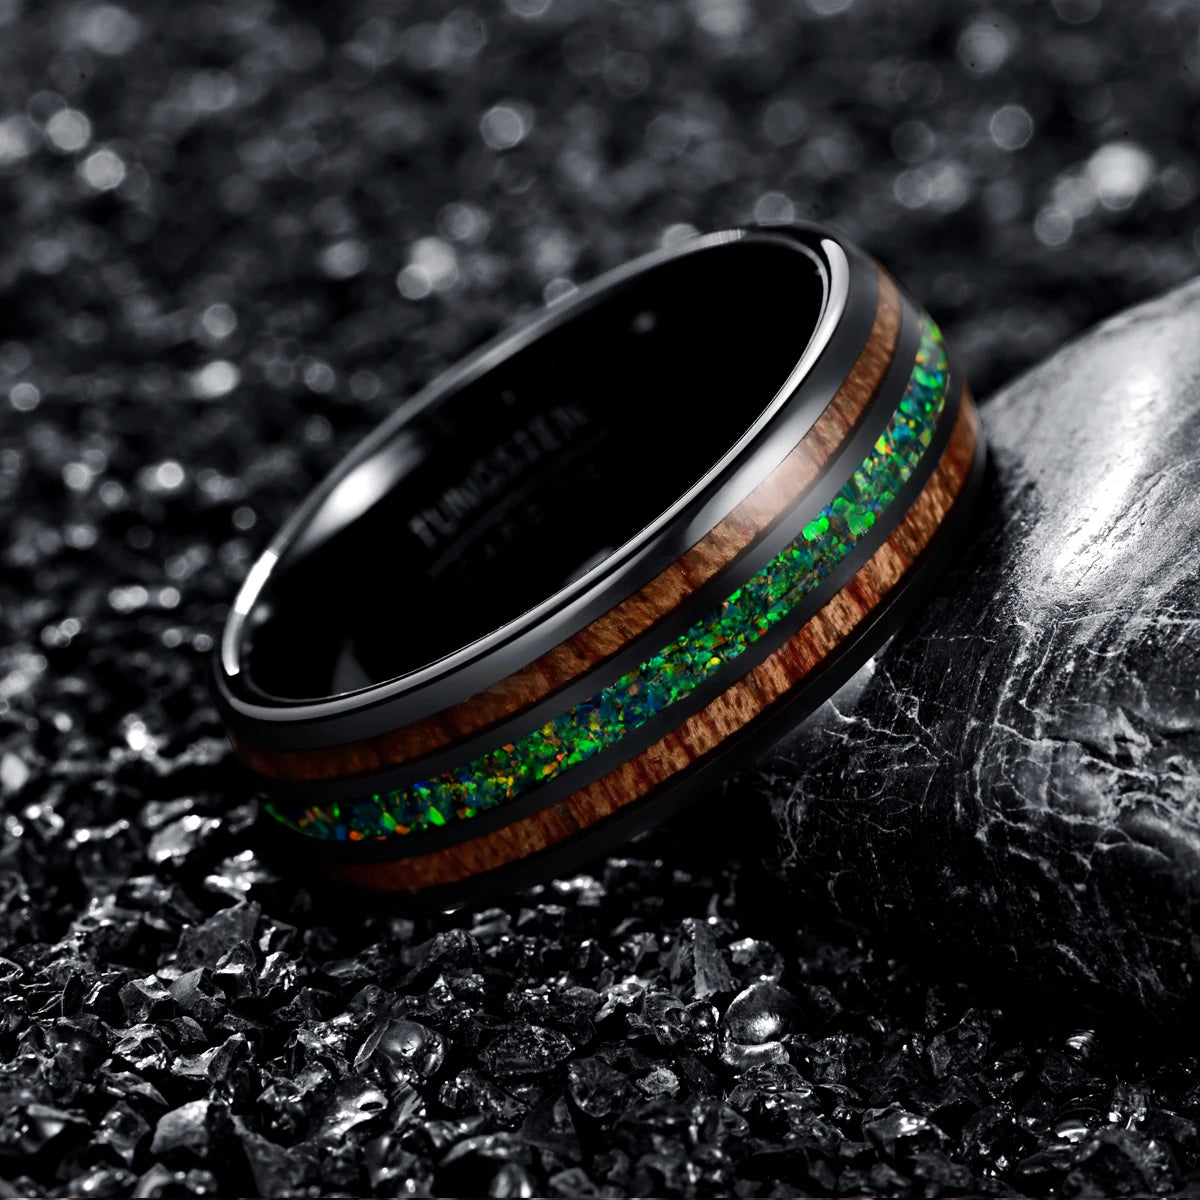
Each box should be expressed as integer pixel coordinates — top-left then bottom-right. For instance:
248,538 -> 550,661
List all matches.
213,224 -> 984,901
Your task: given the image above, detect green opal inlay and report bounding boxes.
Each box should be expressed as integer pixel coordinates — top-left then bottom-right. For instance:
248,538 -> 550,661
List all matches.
269,319 -> 950,843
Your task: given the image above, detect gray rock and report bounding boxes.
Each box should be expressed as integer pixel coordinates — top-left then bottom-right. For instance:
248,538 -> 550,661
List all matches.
756,278 -> 1200,1020
150,1100 -> 216,1158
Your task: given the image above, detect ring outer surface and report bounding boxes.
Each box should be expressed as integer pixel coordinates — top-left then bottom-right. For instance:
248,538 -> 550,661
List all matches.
212,223 -> 985,900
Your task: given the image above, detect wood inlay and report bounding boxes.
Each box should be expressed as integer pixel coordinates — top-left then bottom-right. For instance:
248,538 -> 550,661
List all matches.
318,385 -> 980,892
234,270 -> 904,782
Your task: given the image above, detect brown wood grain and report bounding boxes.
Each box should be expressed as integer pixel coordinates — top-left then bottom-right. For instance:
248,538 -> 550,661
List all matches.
320,385 -> 980,892
235,269 -> 904,782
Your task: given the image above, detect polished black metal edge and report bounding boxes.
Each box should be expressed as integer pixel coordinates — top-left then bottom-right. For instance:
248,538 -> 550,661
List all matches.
262,397 -> 987,906
258,292 -> 927,806
216,225 -> 884,747
258,351 -> 965,865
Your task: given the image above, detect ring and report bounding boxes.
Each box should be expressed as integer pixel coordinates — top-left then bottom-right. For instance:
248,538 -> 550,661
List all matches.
213,224 -> 985,902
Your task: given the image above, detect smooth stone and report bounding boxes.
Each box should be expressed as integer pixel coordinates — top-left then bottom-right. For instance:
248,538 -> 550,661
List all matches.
752,278 -> 1200,1021
723,981 -> 803,1045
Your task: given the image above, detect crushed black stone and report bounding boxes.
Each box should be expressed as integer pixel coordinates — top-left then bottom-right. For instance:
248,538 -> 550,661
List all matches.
2,0 -> 1199,1194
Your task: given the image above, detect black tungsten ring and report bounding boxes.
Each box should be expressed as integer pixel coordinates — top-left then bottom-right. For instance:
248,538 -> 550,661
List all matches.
213,223 -> 985,903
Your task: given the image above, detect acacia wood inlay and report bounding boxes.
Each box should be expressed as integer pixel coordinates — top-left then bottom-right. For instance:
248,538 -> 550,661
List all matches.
234,270 -> 904,783
319,385 -> 979,892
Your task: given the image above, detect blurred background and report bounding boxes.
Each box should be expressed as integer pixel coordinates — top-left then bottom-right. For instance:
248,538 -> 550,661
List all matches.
4,0 -> 1200,544
5,0 -> 1199,654
3,1 -> 1200,1195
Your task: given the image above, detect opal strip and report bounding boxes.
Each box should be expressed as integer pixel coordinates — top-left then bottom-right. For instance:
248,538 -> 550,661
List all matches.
267,318 -> 949,843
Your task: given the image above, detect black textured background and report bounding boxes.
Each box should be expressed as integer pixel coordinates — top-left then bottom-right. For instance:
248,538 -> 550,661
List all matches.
3,0 -> 1200,1195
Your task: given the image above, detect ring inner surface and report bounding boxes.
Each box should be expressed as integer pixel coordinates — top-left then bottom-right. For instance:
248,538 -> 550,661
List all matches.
239,239 -> 827,703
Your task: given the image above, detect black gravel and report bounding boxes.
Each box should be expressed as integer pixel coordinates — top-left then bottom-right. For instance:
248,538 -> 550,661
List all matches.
2,0 -> 1200,1195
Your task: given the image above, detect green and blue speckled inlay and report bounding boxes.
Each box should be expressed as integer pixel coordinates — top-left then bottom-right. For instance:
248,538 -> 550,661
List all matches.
269,318 -> 950,842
